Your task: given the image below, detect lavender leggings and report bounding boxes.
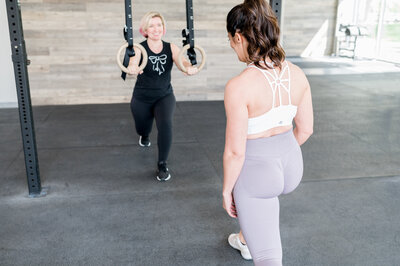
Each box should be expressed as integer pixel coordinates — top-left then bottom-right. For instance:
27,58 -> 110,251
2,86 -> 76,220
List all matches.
233,130 -> 303,266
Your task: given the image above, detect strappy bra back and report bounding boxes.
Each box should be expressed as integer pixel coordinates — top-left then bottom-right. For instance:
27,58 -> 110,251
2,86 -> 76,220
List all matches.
247,61 -> 297,135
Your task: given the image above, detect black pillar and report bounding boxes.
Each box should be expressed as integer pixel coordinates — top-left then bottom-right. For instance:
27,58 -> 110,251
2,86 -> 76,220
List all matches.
5,0 -> 44,197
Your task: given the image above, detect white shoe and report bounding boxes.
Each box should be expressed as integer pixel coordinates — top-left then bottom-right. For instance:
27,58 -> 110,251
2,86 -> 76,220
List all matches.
138,136 -> 151,147
228,233 -> 252,260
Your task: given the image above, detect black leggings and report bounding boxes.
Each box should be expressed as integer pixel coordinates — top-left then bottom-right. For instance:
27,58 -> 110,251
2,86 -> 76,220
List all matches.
130,93 -> 176,163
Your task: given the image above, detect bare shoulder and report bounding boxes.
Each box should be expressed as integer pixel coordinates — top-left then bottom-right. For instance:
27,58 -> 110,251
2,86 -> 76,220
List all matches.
225,68 -> 253,92
287,61 -> 305,77
170,42 -> 178,49
225,75 -> 241,94
170,43 -> 180,51
224,73 -> 247,101
169,43 -> 179,54
286,61 -> 309,88
225,68 -> 260,99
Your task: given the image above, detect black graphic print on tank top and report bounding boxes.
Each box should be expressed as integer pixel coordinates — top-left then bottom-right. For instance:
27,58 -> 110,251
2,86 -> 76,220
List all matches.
133,40 -> 174,102
149,54 -> 167,75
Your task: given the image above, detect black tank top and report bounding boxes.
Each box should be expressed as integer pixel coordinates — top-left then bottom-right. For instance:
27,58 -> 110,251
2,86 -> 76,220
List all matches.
133,40 -> 174,102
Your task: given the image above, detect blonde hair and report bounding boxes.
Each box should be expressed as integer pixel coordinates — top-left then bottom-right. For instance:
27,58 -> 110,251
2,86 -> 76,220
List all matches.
139,11 -> 167,38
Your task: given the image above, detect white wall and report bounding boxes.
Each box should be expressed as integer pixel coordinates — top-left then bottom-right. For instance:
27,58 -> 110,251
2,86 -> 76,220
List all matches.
0,0 -> 17,108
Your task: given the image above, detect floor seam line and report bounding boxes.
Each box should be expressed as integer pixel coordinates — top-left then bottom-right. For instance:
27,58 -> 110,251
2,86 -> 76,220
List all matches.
302,174 -> 400,183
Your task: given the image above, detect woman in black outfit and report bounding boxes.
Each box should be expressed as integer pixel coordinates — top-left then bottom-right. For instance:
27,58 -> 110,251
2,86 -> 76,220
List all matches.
127,11 -> 198,181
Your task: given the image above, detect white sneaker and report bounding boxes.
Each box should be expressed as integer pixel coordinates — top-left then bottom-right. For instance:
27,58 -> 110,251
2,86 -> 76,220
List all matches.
138,136 -> 151,147
228,233 -> 252,260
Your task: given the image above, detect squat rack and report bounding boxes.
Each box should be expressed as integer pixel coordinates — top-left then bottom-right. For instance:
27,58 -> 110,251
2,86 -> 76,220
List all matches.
5,0 -> 282,197
5,0 -> 44,197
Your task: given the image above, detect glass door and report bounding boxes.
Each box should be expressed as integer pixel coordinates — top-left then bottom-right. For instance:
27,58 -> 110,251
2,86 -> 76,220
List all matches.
335,0 -> 400,63
378,0 -> 400,63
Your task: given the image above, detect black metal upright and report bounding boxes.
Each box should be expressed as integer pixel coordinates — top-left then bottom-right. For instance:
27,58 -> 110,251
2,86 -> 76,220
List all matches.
269,0 -> 282,25
121,0 -> 135,80
5,0 -> 43,197
124,0 -> 134,49
182,0 -> 197,65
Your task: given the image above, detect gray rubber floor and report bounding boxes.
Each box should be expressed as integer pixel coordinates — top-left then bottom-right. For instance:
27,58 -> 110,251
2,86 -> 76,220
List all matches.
1,66 -> 400,265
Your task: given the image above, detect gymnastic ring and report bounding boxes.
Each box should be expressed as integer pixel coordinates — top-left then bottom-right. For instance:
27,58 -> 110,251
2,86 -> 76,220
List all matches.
177,44 -> 206,73
117,42 -> 148,74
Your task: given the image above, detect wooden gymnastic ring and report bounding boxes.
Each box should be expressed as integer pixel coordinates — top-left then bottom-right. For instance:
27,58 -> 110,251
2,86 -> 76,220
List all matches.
177,44 -> 206,73
117,42 -> 148,74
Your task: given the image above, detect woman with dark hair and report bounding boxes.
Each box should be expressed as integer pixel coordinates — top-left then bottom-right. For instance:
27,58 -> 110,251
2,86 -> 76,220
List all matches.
222,0 -> 313,265
127,11 -> 198,181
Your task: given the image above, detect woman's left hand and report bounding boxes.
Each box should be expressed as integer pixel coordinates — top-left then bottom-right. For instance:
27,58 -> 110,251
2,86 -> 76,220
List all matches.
185,66 -> 199,76
223,192 -> 237,218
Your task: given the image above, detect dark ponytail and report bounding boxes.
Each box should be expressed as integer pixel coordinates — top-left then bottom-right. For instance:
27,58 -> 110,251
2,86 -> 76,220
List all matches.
226,0 -> 285,69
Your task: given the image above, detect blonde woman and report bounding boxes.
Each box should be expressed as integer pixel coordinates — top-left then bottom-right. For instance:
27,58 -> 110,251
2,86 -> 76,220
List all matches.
127,12 -> 198,181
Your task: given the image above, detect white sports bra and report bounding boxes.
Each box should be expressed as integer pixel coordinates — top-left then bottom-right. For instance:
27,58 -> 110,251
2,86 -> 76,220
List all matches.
247,61 -> 297,135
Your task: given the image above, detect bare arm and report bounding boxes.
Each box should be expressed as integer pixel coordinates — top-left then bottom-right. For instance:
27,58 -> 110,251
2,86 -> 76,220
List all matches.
127,47 -> 143,75
170,43 -> 198,75
223,78 -> 248,200
293,73 -> 313,145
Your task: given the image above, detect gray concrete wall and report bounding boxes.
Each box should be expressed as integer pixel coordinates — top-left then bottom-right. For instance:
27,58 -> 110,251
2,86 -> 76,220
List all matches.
0,1 -> 17,108
15,0 -> 338,106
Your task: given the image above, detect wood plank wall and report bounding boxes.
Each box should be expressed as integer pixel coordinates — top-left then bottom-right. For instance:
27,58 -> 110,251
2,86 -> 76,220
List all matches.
19,0 -> 337,105
282,0 -> 338,57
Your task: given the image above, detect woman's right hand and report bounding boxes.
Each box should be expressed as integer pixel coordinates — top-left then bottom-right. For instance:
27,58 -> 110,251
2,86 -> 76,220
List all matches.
223,192 -> 237,218
127,64 -> 143,75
